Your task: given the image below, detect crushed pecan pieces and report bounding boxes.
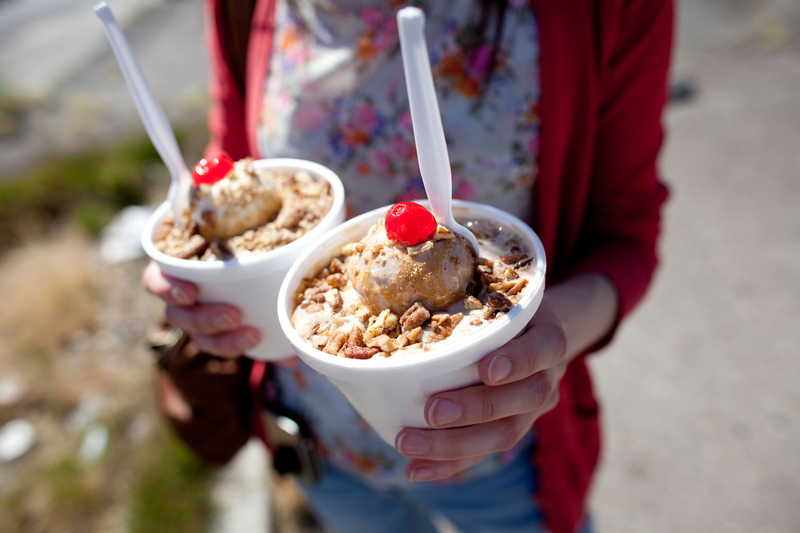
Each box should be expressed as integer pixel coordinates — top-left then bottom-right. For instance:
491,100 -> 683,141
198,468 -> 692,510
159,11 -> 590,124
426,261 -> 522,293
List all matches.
487,291 -> 513,312
429,313 -> 464,342
153,164 -> 333,260
364,309 -> 400,343
323,332 -> 347,354
291,223 -> 536,359
400,302 -> 431,331
463,295 -> 483,310
343,346 -> 380,359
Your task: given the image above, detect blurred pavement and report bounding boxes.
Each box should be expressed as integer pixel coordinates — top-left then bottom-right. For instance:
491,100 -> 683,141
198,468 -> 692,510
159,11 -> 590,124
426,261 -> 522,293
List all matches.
0,0 -> 209,180
1,0 -> 798,532
590,1 -> 800,532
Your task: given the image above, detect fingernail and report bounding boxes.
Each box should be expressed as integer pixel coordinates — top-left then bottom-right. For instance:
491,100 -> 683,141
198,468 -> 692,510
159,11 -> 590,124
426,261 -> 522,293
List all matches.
396,432 -> 429,455
234,332 -> 259,351
428,398 -> 461,426
488,354 -> 512,384
171,287 -> 191,305
409,467 -> 434,481
212,312 -> 237,330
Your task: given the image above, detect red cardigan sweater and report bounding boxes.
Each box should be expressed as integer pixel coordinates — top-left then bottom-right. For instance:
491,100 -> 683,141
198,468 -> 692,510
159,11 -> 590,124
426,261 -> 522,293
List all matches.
199,1 -> 673,531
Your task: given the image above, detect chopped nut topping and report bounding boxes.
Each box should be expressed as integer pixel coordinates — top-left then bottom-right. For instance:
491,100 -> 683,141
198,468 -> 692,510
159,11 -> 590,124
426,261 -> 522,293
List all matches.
488,281 -> 517,293
500,253 -> 529,265
305,303 -> 324,314
342,242 -> 365,255
323,332 -> 347,354
400,302 -> 431,331
154,165 -> 333,261
343,346 -> 380,359
311,334 -> 329,348
477,264 -> 493,275
402,326 -> 423,345
481,273 -> 503,286
326,273 -> 347,290
325,289 -> 344,311
367,334 -> 399,353
428,313 -> 447,329
152,223 -> 171,243
433,226 -> 455,240
354,305 -> 372,322
291,221 -> 536,358
347,327 -> 365,348
407,240 -> 434,256
174,234 -> 208,259
506,278 -> 528,296
329,257 -> 345,273
487,291 -> 512,311
463,295 -> 483,310
477,261 -> 503,285
429,313 -> 463,342
309,290 -> 327,303
364,309 -> 399,343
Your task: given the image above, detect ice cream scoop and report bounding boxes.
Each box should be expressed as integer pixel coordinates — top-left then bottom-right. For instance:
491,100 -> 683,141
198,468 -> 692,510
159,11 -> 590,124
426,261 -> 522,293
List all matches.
189,158 -> 283,241
345,212 -> 475,316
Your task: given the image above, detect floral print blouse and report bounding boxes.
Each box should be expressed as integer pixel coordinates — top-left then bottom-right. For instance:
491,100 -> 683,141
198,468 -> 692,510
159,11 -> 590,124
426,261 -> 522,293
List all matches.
264,0 -> 540,487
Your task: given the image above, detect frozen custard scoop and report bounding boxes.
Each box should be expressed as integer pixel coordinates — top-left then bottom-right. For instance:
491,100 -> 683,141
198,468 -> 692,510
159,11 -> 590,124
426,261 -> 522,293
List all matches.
345,202 -> 476,315
189,156 -> 282,241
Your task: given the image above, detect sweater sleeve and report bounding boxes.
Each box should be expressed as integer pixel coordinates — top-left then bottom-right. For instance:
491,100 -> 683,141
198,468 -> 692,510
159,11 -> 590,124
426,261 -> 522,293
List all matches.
161,337 -> 255,465
569,0 -> 673,330
203,0 -> 252,160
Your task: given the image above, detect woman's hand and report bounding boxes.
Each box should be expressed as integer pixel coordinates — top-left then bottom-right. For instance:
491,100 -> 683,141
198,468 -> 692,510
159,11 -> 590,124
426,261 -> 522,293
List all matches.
395,302 -> 567,481
395,273 -> 619,481
142,260 -> 261,357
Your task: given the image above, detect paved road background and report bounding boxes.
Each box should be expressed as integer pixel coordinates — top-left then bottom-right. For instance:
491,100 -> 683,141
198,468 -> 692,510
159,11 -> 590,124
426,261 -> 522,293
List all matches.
0,0 -> 209,180
590,1 -> 800,532
1,0 -> 798,531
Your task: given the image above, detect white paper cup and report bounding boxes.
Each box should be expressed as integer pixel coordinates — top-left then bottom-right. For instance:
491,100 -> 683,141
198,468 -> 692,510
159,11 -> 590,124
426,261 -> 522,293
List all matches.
277,200 -> 546,445
142,158 -> 346,361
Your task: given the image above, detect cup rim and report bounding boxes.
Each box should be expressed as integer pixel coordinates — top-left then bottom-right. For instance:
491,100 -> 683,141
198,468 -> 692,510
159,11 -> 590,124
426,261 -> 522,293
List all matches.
277,200 -> 547,383
141,158 -> 346,272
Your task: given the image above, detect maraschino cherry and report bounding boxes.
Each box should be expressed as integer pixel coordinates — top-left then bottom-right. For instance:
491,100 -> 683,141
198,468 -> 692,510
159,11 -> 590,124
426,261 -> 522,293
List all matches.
192,155 -> 234,185
385,202 -> 437,246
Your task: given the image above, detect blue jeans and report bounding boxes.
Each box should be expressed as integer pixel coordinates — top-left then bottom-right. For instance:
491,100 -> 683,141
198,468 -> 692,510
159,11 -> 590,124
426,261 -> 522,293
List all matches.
299,447 -> 594,533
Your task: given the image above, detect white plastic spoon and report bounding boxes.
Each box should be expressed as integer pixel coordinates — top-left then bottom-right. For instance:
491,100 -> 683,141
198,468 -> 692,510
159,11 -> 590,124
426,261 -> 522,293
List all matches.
397,7 -> 480,255
94,2 -> 191,227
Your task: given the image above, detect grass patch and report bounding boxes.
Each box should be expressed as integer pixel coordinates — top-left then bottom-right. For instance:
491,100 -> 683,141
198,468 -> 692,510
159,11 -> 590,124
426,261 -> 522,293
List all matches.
0,124 -> 214,533
0,125 -> 206,251
0,139 -> 154,242
44,456 -> 105,514
0,454 -> 111,533
128,428 -> 215,533
0,422 -> 216,533
0,230 -> 99,355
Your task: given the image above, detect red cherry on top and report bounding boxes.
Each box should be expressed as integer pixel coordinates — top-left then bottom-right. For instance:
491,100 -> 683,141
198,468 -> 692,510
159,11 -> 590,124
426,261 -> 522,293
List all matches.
385,202 -> 438,246
192,155 -> 234,185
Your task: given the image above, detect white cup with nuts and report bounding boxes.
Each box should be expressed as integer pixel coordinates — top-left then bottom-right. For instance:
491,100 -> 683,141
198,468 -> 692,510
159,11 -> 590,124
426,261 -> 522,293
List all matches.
277,200 -> 546,445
